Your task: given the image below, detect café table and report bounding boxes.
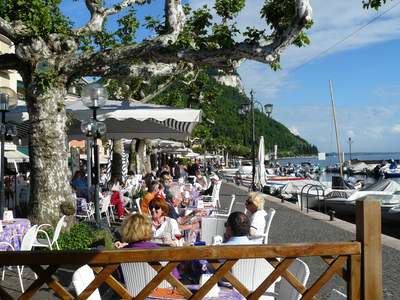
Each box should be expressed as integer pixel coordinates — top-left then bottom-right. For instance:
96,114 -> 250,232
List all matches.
0,218 -> 31,251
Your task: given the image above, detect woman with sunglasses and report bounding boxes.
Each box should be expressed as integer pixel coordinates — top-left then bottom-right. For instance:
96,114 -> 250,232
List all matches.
149,197 -> 181,246
245,192 -> 268,237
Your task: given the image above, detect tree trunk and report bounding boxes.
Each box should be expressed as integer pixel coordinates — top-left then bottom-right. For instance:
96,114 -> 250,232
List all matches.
26,86 -> 74,226
111,139 -> 124,182
128,139 -> 137,174
136,139 -> 145,175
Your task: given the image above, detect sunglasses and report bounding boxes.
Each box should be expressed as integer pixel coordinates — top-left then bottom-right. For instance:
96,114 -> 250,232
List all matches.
149,205 -> 161,211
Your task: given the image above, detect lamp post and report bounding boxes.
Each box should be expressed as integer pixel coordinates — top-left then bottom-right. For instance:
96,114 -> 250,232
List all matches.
0,87 -> 17,217
80,83 -> 107,224
238,89 -> 273,191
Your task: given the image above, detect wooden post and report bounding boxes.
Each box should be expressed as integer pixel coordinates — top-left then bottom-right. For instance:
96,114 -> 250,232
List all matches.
356,198 -> 383,300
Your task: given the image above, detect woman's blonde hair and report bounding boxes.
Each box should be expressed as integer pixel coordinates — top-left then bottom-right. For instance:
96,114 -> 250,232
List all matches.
248,192 -> 265,210
122,214 -> 153,243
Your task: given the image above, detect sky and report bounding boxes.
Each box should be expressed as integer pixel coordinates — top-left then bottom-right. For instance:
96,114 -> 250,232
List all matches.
60,0 -> 400,153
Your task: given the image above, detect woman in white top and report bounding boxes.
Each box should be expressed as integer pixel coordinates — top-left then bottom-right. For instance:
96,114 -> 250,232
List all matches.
245,192 -> 267,236
149,197 -> 181,246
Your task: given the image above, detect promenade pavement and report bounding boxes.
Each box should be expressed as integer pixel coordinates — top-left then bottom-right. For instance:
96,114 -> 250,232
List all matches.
1,181 -> 399,299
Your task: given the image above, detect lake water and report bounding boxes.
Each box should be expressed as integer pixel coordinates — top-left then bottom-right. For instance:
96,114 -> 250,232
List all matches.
276,152 -> 400,168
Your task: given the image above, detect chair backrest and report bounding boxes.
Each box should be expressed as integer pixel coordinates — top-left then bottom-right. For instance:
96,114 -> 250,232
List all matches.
277,258 -> 310,300
211,181 -> 222,206
52,215 -> 66,244
20,225 -> 38,251
327,289 -> 347,300
100,194 -> 111,213
263,208 -> 276,244
232,258 -> 276,296
135,198 -> 142,214
227,194 -> 235,215
72,265 -> 101,300
0,242 -> 15,251
120,262 -> 170,297
201,216 -> 227,245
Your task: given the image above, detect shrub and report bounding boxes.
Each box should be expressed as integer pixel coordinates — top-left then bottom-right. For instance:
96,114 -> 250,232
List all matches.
57,222 -> 115,250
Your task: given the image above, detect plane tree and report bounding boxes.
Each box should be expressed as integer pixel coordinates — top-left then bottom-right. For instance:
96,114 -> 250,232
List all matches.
0,0 -> 312,223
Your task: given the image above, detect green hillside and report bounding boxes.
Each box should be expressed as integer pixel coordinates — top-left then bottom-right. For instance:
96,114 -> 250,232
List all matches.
145,71 -> 318,158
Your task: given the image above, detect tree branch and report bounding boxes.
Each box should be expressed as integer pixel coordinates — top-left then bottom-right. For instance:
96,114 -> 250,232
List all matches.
0,17 -> 30,41
66,0 -> 311,78
75,0 -> 146,35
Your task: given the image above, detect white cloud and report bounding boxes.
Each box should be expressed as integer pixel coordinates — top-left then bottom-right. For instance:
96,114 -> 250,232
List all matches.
187,1 -> 400,152
391,124 -> 400,134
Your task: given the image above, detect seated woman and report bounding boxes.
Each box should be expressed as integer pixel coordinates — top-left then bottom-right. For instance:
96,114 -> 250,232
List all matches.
114,214 -> 180,279
149,197 -> 181,246
245,192 -> 267,236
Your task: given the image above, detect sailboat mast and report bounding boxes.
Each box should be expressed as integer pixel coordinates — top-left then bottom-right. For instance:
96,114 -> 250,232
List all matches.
329,80 -> 344,178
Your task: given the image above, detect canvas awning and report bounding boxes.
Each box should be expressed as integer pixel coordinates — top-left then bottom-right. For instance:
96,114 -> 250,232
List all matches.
8,97 -> 202,141
5,149 -> 29,163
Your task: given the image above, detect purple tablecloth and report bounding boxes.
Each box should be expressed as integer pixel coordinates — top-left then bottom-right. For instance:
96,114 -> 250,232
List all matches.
0,218 -> 31,251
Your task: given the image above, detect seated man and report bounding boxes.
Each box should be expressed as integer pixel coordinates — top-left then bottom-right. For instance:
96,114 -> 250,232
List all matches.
224,211 -> 254,245
201,174 -> 219,196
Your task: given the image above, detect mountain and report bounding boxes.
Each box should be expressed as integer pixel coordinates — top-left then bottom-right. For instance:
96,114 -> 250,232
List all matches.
148,70 -> 318,158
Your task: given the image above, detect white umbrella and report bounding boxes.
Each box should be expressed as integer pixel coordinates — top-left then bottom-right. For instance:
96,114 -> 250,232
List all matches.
5,149 -> 29,163
9,97 -> 202,141
185,152 -> 200,158
255,136 -> 267,189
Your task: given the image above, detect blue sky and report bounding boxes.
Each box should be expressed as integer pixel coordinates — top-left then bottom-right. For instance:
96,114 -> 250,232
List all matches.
60,0 -> 400,153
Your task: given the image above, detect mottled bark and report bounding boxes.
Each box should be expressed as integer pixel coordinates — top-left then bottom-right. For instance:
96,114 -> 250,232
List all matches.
26,86 -> 74,226
128,139 -> 137,174
111,139 -> 124,182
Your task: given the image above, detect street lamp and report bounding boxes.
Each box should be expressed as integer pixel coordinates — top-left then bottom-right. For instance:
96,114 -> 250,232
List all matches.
80,83 -> 107,223
0,87 -> 17,216
238,89 -> 273,191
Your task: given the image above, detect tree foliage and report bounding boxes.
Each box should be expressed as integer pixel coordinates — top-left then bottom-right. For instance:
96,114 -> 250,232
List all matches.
0,0 -> 313,222
150,69 -> 317,157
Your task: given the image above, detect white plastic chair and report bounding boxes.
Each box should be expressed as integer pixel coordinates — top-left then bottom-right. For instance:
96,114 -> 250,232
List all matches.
215,194 -> 235,217
265,258 -> 310,300
203,180 -> 222,207
6,225 -> 39,292
263,208 -> 276,244
201,216 -> 227,245
232,257 -> 277,300
72,265 -> 101,300
328,289 -> 347,300
248,208 -> 276,244
120,262 -> 170,297
76,200 -> 95,221
33,215 -> 65,250
100,194 -> 112,226
0,242 -> 24,293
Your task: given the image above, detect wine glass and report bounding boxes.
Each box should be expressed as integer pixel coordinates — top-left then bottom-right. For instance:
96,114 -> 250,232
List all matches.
174,233 -> 183,246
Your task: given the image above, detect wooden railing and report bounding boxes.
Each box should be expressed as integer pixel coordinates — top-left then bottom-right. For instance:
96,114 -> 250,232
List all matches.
0,200 -> 382,300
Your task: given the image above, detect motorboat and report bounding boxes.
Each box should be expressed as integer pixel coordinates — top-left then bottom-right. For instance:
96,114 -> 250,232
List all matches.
325,179 -> 400,222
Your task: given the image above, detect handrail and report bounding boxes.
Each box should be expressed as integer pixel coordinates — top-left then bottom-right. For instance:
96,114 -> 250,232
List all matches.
0,242 -> 361,300
0,242 -> 361,265
300,184 -> 325,213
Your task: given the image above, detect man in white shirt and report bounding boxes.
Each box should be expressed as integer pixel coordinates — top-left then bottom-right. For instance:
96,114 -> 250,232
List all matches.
224,211 -> 254,245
